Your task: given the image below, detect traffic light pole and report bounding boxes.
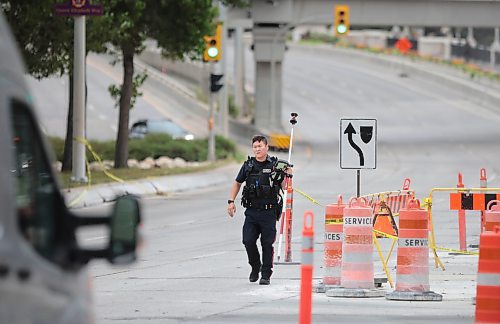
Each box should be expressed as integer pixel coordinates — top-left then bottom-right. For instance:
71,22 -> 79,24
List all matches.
218,2 -> 228,137
207,62 -> 216,162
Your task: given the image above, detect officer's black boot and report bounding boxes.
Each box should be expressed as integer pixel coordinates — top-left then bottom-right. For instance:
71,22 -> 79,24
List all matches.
249,265 -> 260,282
259,277 -> 270,285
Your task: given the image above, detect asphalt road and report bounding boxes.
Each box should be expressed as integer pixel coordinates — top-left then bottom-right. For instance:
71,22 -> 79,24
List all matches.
54,43 -> 500,323
27,53 -> 208,141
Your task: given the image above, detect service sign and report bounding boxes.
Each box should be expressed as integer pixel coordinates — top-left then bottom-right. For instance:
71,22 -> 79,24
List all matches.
340,118 -> 377,169
54,0 -> 103,16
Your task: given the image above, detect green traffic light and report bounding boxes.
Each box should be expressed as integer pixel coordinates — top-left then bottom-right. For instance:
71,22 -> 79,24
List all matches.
207,47 -> 219,58
337,24 -> 347,34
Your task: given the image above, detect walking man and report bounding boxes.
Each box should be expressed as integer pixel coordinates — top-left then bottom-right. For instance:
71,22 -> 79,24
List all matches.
227,135 -> 291,285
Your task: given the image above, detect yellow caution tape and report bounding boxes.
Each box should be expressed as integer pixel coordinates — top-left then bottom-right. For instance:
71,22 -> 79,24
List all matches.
68,137 -> 126,207
293,187 -> 324,207
373,229 -> 398,240
75,137 -> 124,183
325,219 -> 343,224
430,245 -> 479,255
374,229 -> 478,255
68,159 -> 92,207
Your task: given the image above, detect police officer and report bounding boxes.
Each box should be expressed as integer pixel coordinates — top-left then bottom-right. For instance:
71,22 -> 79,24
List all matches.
227,135 -> 291,285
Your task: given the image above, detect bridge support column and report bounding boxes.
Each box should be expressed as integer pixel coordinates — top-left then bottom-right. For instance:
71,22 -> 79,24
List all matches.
491,27 -> 500,69
252,25 -> 287,133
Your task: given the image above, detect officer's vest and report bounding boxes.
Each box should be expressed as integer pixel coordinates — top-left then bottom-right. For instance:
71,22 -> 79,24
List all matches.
241,156 -> 281,209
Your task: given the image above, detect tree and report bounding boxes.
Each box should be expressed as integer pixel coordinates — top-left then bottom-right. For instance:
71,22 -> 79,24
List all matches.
2,0 -> 247,169
1,0 -> 109,171
92,1 -> 217,168
96,0 -> 247,168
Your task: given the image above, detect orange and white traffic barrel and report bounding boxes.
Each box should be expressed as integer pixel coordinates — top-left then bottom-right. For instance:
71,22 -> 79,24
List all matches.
326,197 -> 384,298
386,199 -> 442,301
484,200 -> 500,232
475,226 -> 500,323
323,195 -> 345,286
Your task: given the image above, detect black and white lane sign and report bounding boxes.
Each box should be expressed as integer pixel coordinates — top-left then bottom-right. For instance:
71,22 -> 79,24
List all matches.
340,118 -> 377,169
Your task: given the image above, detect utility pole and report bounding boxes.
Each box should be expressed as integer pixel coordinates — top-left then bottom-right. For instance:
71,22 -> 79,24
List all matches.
208,64 -> 216,162
72,15 -> 87,182
54,1 -> 103,182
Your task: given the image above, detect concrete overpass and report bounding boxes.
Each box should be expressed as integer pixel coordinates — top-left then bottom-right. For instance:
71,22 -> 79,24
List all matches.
227,0 -> 500,133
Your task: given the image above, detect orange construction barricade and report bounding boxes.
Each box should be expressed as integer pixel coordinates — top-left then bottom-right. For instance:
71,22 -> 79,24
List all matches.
475,226 -> 500,323
485,200 -> 500,232
386,199 -> 442,301
323,196 -> 345,286
326,197 -> 384,297
373,200 -> 398,238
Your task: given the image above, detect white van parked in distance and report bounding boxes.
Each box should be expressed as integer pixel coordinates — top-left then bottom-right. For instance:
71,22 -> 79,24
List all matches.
0,9 -> 141,324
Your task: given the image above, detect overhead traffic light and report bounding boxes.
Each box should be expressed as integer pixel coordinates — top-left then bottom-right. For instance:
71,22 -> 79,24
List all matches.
210,73 -> 223,93
203,23 -> 222,62
334,5 -> 350,36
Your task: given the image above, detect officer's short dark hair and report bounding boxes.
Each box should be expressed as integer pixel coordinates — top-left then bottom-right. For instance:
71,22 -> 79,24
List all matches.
252,135 -> 268,145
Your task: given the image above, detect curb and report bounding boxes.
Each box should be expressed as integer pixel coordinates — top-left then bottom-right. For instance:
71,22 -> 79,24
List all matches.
63,163 -> 239,209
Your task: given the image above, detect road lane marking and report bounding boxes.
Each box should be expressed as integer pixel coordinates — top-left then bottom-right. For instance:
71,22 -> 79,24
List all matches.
82,236 -> 106,242
192,251 -> 227,260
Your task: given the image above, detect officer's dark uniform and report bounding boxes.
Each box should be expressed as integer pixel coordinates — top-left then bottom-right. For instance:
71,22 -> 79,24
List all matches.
236,155 -> 283,280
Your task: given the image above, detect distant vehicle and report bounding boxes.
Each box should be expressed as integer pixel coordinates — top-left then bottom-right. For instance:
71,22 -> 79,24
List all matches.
129,119 -> 195,140
0,9 -> 141,324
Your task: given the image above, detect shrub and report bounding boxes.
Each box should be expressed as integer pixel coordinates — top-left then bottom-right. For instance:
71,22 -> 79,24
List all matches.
48,133 -> 237,163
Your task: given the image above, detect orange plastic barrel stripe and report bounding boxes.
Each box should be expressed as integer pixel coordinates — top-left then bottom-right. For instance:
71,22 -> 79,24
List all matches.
399,219 -> 428,229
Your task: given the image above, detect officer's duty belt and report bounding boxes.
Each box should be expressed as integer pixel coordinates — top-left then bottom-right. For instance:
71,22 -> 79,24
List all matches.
248,203 -> 275,210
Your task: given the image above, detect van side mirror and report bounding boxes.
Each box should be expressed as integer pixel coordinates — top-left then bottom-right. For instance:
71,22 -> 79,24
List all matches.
71,194 -> 141,265
108,195 -> 141,264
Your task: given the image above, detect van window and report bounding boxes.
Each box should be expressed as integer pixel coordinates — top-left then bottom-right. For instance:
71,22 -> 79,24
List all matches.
11,101 -> 66,264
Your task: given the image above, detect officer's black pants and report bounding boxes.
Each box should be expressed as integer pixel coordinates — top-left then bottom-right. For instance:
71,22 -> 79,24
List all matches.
242,208 -> 277,279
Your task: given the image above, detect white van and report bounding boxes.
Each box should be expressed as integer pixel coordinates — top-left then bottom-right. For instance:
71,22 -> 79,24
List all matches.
0,9 -> 141,324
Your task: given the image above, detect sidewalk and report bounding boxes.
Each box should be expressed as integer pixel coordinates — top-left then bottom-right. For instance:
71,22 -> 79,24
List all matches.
63,162 -> 240,209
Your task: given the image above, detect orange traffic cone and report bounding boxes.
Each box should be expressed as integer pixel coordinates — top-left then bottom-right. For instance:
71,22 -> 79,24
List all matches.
475,226 -> 500,323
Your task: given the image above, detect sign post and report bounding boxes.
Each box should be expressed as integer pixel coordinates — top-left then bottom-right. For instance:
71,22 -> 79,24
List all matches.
340,118 -> 377,197
55,1 -> 103,182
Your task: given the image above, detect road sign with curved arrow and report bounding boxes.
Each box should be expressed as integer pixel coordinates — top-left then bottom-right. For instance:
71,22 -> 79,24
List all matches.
340,118 -> 377,169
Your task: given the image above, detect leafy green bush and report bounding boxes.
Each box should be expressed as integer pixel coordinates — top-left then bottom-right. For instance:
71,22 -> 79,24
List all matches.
48,134 -> 237,163
228,95 -> 238,118
302,32 -> 339,45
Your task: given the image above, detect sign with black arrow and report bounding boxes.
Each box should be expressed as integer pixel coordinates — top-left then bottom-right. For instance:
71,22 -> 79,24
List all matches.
340,118 -> 377,169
